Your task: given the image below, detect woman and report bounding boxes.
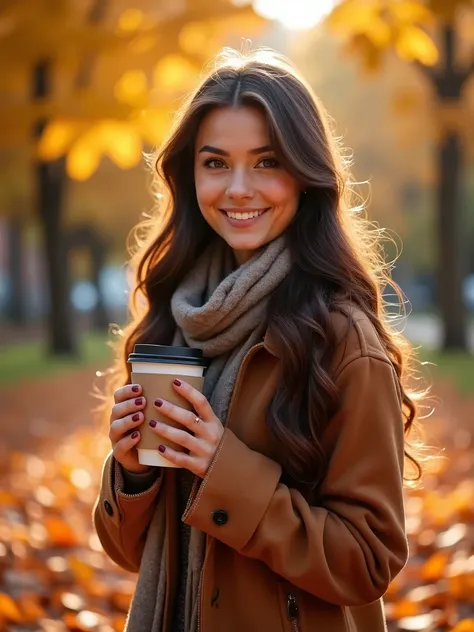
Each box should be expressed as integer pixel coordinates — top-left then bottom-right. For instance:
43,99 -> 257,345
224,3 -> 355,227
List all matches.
94,48 -> 421,632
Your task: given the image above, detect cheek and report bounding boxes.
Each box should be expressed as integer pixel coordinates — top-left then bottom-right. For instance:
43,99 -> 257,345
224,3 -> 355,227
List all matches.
264,175 -> 300,209
194,172 -> 222,209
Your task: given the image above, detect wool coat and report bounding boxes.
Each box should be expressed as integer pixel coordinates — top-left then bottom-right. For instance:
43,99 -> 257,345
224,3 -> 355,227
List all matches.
94,304 -> 409,632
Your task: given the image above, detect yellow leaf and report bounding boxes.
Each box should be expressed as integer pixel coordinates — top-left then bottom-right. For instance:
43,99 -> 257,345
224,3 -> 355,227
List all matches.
37,120 -> 79,161
117,9 -> 144,32
396,24 -> 439,65
326,0 -> 381,35
365,15 -> 392,47
0,593 -> 22,623
67,138 -> 101,181
114,70 -> 149,107
135,108 -> 170,145
179,21 -> 213,57
153,54 -> 199,94
388,1 -> 434,24
102,123 -> 142,169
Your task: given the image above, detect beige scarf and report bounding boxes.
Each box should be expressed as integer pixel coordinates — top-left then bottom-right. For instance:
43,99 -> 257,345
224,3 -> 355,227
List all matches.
125,236 -> 291,632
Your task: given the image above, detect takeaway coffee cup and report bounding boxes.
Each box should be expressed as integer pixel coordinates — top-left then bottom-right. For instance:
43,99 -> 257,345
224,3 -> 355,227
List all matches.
127,344 -> 207,467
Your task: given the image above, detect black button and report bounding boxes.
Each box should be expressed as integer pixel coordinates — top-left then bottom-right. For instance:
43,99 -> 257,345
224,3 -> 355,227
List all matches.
212,510 -> 228,526
104,500 -> 114,516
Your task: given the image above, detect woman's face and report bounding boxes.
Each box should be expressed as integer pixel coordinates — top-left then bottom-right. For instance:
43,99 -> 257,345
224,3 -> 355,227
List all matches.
194,105 -> 301,265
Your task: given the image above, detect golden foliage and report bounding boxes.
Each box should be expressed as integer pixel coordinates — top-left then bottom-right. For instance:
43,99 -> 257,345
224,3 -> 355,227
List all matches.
325,0 -> 471,70
0,0 -> 266,180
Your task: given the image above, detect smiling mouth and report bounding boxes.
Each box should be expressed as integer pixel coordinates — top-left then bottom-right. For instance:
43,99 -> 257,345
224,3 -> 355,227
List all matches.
220,208 -> 270,220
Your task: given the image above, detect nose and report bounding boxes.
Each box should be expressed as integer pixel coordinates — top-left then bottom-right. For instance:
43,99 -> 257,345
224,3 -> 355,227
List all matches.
225,168 -> 254,200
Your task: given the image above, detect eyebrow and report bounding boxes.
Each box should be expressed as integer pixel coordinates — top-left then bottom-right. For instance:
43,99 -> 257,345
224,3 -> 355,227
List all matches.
198,144 -> 273,156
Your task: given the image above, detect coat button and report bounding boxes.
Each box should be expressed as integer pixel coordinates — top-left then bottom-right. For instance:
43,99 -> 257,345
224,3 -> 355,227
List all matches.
104,500 -> 114,517
212,510 -> 228,526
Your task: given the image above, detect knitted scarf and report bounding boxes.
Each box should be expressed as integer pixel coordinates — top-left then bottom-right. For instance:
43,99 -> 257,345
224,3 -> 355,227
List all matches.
125,235 -> 291,632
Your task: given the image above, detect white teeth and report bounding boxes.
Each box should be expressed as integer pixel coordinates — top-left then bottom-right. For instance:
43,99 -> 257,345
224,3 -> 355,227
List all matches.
225,209 -> 267,220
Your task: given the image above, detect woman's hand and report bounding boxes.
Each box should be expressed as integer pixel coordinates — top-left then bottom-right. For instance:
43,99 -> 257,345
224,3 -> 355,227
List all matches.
109,384 -> 151,474
149,379 -> 224,478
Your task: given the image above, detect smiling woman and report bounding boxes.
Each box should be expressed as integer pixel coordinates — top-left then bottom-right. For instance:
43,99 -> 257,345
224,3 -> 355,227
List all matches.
194,105 -> 301,264
94,46 -> 424,632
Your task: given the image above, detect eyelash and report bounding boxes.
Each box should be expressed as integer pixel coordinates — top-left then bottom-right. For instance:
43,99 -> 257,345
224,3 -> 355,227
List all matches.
203,157 -> 280,169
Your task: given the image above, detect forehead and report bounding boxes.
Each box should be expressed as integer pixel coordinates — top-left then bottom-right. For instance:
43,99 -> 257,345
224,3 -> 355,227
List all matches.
195,105 -> 270,149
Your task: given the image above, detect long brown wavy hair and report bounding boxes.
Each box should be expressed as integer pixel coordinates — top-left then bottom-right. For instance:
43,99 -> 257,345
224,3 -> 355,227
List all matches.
101,48 -> 425,494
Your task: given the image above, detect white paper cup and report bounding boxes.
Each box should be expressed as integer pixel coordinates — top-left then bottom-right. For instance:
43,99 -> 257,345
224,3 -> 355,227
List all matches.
128,345 -> 207,467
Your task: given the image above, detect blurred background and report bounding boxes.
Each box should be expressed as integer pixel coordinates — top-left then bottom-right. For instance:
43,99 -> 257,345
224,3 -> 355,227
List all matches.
0,1 -> 473,631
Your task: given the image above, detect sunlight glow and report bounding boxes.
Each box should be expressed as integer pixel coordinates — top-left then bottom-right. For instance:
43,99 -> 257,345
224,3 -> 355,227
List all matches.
253,0 -> 335,30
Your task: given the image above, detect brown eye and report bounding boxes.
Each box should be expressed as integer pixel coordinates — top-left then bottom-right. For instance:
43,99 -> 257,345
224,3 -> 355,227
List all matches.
204,158 -> 226,169
257,157 -> 279,169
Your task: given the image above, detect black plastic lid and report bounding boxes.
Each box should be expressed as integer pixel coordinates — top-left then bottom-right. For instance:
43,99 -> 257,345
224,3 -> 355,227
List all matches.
127,344 -> 208,367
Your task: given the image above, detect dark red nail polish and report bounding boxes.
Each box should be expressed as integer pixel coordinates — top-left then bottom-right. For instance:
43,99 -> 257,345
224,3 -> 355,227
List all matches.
158,444 -> 166,453
132,413 -> 140,422
154,399 -> 163,407
131,385 -> 140,393
131,431 -> 139,439
135,398 -> 143,406
173,379 -> 182,387
149,420 -> 157,428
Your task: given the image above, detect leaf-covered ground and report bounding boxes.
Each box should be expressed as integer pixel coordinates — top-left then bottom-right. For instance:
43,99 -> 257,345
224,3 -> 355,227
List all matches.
0,371 -> 473,632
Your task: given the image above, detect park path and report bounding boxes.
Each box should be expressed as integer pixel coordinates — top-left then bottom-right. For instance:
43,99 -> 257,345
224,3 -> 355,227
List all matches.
0,366 -> 102,454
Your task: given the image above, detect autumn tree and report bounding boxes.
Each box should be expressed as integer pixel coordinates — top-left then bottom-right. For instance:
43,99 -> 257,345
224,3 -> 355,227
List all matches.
325,0 -> 474,350
0,0 -> 265,355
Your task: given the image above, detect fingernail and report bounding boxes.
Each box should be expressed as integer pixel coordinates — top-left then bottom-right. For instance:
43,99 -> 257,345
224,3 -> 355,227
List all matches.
131,385 -> 140,393
131,431 -> 139,439
149,420 -> 157,428
158,444 -> 166,453
132,413 -> 140,422
154,399 -> 163,407
173,379 -> 182,387
135,398 -> 143,406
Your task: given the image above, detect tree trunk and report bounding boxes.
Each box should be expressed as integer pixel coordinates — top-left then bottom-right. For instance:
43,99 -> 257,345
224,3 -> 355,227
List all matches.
432,24 -> 469,350
5,216 -> 27,323
33,62 -> 77,356
436,131 -> 467,349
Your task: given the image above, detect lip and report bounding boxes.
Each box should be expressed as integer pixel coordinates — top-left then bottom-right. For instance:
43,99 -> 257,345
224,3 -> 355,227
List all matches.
219,207 -> 270,228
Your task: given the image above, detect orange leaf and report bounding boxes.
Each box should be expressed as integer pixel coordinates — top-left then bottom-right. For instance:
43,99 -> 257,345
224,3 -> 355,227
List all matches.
0,593 -> 22,623
44,516 -> 78,548
421,551 -> 449,582
18,595 -> 46,622
451,620 -> 474,632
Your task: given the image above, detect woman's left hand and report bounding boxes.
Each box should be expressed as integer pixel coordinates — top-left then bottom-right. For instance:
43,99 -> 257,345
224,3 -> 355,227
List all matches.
149,379 -> 224,478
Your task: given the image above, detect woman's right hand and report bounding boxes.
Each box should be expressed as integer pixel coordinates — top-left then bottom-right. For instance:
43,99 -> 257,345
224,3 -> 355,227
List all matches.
109,384 -> 151,474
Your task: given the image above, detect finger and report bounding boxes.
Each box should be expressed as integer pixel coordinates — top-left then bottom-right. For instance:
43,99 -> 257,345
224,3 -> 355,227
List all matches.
111,396 -> 146,422
148,419 -> 204,454
172,380 -> 215,421
114,383 -> 142,404
109,411 -> 144,444
153,398 -> 204,435
112,430 -> 141,461
156,444 -> 206,477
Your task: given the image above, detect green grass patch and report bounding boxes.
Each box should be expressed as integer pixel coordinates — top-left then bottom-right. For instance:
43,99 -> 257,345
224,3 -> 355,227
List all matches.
0,331 -> 113,388
418,348 -> 474,396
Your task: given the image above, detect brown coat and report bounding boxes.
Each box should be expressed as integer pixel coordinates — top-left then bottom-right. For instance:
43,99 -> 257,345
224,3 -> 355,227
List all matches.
94,305 -> 408,632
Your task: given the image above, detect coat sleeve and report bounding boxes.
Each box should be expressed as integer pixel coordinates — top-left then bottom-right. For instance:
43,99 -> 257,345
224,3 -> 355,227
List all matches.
182,355 -> 409,606
93,453 -> 163,572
